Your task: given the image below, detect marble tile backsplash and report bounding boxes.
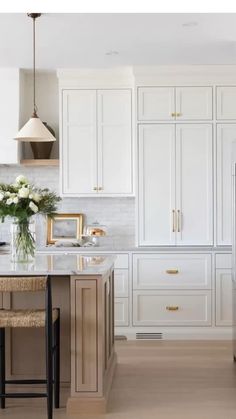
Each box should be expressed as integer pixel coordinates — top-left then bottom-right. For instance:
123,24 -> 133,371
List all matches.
0,166 -> 135,248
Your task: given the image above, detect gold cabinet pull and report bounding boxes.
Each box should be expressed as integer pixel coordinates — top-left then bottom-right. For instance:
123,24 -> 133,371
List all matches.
98,187 -> 103,191
176,112 -> 182,117
93,187 -> 98,191
177,210 -> 181,232
171,112 -> 176,117
166,306 -> 179,311
172,209 -> 176,232
166,269 -> 179,274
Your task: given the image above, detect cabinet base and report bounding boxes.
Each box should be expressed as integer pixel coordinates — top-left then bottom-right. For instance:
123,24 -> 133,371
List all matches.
67,352 -> 117,415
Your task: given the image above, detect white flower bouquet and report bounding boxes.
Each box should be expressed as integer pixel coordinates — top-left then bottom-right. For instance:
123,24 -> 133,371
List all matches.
0,175 -> 61,261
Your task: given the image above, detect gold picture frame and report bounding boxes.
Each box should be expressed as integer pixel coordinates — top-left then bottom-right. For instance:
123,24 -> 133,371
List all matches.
47,213 -> 83,244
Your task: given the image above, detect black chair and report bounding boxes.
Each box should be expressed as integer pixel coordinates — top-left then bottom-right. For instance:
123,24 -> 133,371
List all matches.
0,275 -> 60,419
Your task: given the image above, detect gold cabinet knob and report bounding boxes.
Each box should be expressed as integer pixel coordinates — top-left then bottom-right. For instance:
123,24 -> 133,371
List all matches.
93,187 -> 98,191
176,112 -> 182,117
171,112 -> 176,117
98,187 -> 103,191
166,306 -> 179,311
166,269 -> 179,274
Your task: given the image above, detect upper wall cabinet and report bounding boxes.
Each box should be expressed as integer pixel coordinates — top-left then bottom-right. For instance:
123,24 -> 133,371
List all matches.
138,86 -> 213,121
61,89 -> 133,197
0,69 -> 21,164
217,87 -> 236,120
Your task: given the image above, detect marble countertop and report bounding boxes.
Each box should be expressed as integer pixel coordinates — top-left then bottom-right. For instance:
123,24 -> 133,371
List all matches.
0,254 -> 115,276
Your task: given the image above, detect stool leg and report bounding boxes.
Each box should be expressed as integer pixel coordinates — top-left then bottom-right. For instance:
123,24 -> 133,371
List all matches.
46,323 -> 53,419
54,313 -> 60,409
0,328 -> 5,409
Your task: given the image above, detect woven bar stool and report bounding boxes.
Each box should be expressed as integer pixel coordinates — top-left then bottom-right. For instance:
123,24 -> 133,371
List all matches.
0,275 -> 60,419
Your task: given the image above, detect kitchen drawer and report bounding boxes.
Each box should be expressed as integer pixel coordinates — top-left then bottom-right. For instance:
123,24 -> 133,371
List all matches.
115,298 -> 129,326
114,269 -> 129,297
133,254 -> 212,289
133,290 -> 211,326
215,253 -> 232,269
114,254 -> 129,269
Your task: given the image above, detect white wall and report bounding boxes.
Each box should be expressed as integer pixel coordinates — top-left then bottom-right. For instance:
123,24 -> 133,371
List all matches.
21,71 -> 59,158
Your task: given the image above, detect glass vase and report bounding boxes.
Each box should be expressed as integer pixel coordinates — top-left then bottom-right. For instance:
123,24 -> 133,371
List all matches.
10,218 -> 36,263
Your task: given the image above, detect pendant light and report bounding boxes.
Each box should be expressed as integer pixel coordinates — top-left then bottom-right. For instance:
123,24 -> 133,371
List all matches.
14,13 -> 56,142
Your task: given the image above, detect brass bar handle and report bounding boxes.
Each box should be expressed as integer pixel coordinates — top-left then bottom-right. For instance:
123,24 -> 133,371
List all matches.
172,209 -> 176,232
177,210 -> 181,233
166,306 -> 179,311
166,269 -> 179,274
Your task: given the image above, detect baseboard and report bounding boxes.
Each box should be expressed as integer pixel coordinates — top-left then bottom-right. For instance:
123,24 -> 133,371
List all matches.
115,326 -> 233,340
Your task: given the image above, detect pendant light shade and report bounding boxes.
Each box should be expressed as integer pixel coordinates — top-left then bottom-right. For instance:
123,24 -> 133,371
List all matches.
14,13 -> 56,142
15,116 -> 56,142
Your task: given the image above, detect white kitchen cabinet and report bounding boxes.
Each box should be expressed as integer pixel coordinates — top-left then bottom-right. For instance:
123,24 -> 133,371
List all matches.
138,86 -> 212,121
138,87 -> 175,121
114,269 -> 129,297
138,124 -> 176,245
138,124 -> 213,246
61,89 -> 133,196
175,87 -> 213,120
176,124 -> 213,245
97,90 -> 132,194
62,90 -> 97,194
0,69 -> 21,164
133,253 -> 212,290
216,269 -> 232,326
216,124 -> 236,245
133,290 -> 212,326
217,86 -> 236,120
115,298 -> 129,326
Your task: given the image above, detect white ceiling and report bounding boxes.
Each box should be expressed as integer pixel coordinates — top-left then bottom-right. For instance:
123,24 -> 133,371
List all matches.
1,13 -> 236,68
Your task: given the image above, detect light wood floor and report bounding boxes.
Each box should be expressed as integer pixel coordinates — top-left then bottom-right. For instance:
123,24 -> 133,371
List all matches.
1,340 -> 236,419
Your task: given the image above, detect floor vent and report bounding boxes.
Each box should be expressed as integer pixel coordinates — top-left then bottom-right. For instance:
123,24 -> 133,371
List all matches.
115,335 -> 127,341
136,333 -> 163,340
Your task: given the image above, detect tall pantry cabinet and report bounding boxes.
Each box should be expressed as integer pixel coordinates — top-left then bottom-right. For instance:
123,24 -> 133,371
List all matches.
137,86 -> 213,246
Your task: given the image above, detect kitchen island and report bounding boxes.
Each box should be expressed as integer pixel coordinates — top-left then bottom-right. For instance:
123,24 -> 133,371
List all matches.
0,253 -> 116,414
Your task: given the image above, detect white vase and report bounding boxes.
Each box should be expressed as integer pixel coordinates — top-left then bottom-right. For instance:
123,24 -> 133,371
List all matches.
10,218 -> 36,263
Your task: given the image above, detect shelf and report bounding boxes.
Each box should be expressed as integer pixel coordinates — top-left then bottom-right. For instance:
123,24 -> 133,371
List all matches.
20,159 -> 59,167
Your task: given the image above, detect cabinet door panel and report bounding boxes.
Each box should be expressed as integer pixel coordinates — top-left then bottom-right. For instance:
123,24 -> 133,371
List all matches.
216,124 -> 236,245
176,124 -> 213,245
176,87 -> 212,120
217,86 -> 236,120
138,87 -> 175,121
97,89 -> 132,194
62,90 -> 97,195
138,124 -> 176,245
114,298 -> 129,326
216,270 -> 232,326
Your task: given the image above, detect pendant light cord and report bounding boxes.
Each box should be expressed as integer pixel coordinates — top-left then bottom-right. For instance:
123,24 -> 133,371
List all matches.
33,16 -> 37,117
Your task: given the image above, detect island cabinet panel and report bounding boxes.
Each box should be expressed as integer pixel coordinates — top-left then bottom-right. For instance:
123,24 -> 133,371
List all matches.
72,279 -> 97,392
70,271 -> 115,402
